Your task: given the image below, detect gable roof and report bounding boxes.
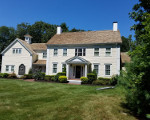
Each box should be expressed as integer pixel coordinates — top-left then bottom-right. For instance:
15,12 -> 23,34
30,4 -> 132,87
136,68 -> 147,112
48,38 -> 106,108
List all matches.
47,30 -> 122,45
1,38 -> 36,56
30,43 -> 47,51
66,56 -> 90,64
121,52 -> 131,63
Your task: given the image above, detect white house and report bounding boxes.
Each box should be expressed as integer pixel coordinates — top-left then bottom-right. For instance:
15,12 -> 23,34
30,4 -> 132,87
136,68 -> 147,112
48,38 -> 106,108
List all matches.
1,22 -> 123,78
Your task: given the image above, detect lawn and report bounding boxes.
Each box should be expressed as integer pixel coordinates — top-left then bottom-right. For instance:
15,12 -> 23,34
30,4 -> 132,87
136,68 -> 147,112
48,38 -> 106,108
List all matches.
0,79 -> 137,120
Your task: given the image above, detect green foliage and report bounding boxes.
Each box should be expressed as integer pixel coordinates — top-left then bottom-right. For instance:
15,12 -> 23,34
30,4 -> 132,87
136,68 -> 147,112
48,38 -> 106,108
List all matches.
92,80 -> 109,85
33,70 -> 45,80
8,72 -> 17,78
28,68 -> 33,74
24,74 -> 33,79
44,75 -> 55,81
87,73 -> 97,83
58,76 -> 68,83
98,77 -> 111,81
62,66 -> 66,73
80,77 -> 88,84
54,72 -> 66,82
2,73 -> 9,78
110,75 -> 119,85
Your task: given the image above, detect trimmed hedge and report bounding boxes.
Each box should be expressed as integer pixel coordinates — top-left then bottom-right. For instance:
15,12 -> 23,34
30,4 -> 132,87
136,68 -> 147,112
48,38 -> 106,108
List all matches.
24,74 -> 33,79
92,80 -> 109,85
80,77 -> 88,84
58,76 -> 67,83
87,73 -> 97,83
44,75 -> 55,81
0,73 -> 9,78
54,72 -> 66,82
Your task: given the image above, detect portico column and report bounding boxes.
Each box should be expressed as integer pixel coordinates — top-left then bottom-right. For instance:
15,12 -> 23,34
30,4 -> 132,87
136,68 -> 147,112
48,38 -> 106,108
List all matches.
85,64 -> 87,77
66,64 -> 70,79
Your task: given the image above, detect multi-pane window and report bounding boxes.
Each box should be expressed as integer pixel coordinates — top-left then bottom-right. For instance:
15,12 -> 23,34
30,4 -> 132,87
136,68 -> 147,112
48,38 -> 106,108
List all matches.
11,66 -> 14,72
5,65 -> 14,72
12,48 -> 22,54
6,65 -> 9,72
94,65 -> 99,74
106,48 -> 111,56
63,48 -> 67,56
43,52 -> 47,58
75,48 -> 86,56
54,49 -> 58,56
53,64 -> 57,73
62,64 -> 66,72
94,48 -> 99,56
105,65 -> 110,75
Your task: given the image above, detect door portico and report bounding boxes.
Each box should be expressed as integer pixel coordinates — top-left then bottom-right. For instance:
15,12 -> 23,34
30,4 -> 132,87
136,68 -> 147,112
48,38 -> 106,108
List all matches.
66,56 -> 89,79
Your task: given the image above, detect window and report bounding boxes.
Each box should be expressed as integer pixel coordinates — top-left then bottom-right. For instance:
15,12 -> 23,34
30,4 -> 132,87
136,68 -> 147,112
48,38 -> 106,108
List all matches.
11,66 -> 14,72
43,52 -> 47,58
94,48 -> 99,56
105,65 -> 110,75
54,49 -> 58,56
63,48 -> 67,56
53,64 -> 57,73
94,65 -> 99,74
12,48 -> 22,54
6,65 -> 9,72
75,48 -> 86,56
5,65 -> 14,72
62,64 -> 66,72
106,48 -> 111,56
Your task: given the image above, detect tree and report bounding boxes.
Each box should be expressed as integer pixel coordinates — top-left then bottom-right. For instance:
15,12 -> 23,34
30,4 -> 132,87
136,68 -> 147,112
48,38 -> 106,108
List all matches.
129,0 -> 150,45
60,22 -> 69,32
70,28 -> 85,32
119,0 -> 150,116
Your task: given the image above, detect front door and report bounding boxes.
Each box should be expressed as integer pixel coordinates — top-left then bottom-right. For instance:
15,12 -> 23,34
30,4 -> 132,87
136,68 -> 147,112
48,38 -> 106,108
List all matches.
76,66 -> 81,78
18,64 -> 25,75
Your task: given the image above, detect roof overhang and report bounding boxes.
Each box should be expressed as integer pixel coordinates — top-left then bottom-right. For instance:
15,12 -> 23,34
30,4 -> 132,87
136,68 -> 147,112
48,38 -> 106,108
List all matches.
65,56 -> 90,65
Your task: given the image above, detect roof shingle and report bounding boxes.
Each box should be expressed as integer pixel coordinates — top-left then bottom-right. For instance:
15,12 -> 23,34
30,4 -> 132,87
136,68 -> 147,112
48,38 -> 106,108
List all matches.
30,43 -> 47,51
47,30 -> 122,45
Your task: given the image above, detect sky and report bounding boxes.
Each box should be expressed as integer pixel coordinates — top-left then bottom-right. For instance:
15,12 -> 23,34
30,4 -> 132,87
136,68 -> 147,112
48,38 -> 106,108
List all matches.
0,0 -> 139,39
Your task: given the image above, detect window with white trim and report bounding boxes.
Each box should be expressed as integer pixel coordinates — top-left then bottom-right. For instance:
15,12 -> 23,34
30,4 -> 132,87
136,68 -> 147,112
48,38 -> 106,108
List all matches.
63,48 -> 67,56
94,64 -> 99,74
5,65 -> 15,72
62,64 -> 66,72
54,49 -> 58,56
43,52 -> 47,58
12,48 -> 22,54
54,48 -> 58,56
105,65 -> 110,75
75,48 -> 86,56
53,64 -> 57,73
94,48 -> 99,56
105,48 -> 111,56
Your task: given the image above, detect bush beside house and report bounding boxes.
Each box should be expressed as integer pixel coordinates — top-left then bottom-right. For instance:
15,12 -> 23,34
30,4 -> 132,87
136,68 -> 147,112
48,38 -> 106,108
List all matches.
58,76 -> 68,83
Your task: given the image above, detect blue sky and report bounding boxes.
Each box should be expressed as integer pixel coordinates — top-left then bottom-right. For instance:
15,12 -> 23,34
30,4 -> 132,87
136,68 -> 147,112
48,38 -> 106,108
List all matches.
0,0 -> 138,39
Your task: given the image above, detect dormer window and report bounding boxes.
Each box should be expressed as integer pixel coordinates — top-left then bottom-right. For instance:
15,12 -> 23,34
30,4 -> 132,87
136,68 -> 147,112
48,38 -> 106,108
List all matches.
12,48 -> 22,54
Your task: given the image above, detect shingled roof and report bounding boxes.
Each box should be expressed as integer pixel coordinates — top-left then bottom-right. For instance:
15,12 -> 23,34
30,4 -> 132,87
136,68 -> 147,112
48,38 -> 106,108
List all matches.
30,43 -> 47,50
121,52 -> 131,63
47,30 -> 122,45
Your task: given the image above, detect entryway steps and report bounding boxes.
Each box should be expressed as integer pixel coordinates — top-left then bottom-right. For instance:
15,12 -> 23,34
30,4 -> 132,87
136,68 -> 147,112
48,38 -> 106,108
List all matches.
67,80 -> 81,85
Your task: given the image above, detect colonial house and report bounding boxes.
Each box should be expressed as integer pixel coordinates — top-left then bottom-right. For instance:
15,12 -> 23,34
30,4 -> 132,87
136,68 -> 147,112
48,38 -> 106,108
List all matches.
1,22 -> 123,79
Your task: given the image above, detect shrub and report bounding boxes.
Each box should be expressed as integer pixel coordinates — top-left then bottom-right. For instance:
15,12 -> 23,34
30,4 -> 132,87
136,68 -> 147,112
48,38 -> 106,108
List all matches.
110,75 -> 119,85
28,68 -> 33,74
58,76 -> 67,83
44,75 -> 55,81
24,74 -> 33,79
54,72 -> 66,82
92,80 -> 109,85
98,77 -> 111,81
92,69 -> 97,79
87,73 -> 97,83
33,70 -> 45,80
80,77 -> 88,84
0,73 -> 3,78
2,73 -> 9,78
51,76 -> 55,81
8,72 -> 17,78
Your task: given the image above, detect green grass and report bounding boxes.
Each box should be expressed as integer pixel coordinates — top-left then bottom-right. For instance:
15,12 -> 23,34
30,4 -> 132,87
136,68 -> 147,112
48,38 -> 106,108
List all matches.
0,79 -> 137,120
